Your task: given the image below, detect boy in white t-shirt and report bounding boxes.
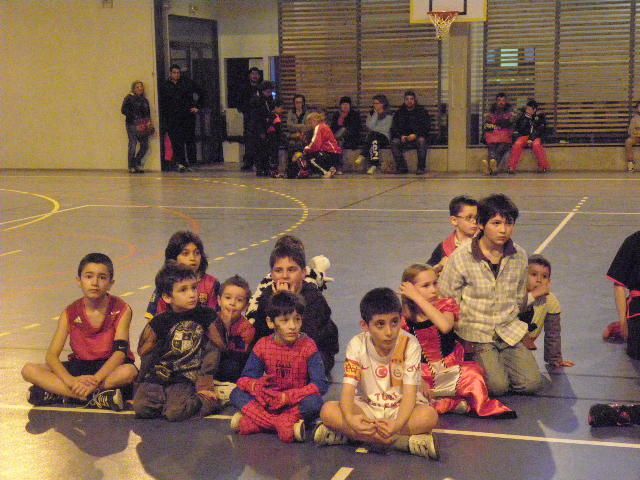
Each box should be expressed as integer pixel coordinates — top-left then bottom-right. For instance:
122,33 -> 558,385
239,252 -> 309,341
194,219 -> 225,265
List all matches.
314,288 -> 440,459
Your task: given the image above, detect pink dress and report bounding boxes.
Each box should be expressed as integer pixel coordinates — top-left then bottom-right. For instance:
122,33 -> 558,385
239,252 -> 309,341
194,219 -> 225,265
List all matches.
403,297 -> 515,418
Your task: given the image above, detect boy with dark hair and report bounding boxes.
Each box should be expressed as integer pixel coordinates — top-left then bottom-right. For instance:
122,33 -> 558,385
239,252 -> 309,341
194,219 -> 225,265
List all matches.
390,90 -> 431,175
208,275 -> 256,405
252,242 -> 339,374
315,287 -> 440,459
22,253 -> 137,410
230,291 -> 328,443
134,262 -> 221,421
518,255 -> 574,368
427,195 -> 479,272
438,194 -> 542,395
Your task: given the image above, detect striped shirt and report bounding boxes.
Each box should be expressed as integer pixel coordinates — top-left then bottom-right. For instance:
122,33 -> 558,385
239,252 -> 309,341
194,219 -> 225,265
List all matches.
438,237 -> 528,346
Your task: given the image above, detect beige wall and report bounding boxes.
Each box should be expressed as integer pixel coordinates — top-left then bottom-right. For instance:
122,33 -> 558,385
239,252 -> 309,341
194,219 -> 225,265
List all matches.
1,0 -> 159,170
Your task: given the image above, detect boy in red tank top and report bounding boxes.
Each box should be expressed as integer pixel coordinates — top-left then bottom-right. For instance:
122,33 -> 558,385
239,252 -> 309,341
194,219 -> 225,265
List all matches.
21,253 -> 138,410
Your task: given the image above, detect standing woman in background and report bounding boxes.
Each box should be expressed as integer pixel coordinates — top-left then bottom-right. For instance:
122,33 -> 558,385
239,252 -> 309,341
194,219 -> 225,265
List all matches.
121,81 -> 152,173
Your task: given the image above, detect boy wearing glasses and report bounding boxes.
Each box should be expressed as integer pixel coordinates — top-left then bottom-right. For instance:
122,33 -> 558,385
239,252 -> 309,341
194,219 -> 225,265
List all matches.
427,195 -> 479,273
438,194 -> 542,396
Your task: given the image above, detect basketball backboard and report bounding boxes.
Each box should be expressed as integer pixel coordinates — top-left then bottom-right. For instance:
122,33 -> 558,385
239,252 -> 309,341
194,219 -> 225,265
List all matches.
410,0 -> 486,23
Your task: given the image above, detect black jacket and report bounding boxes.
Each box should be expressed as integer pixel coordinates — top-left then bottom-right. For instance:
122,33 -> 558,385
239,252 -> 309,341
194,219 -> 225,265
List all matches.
391,104 -> 430,139
330,109 -> 362,147
514,110 -> 546,141
160,78 -> 203,131
121,94 -> 150,125
248,94 -> 275,137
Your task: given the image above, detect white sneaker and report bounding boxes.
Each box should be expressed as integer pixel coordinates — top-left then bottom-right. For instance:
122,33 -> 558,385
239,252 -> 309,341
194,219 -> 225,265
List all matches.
408,433 -> 440,460
323,167 -> 336,179
628,161 -> 635,173
85,389 -> 124,412
367,165 -> 377,175
230,411 -> 243,432
212,380 -> 235,407
294,419 -> 306,442
313,422 -> 349,446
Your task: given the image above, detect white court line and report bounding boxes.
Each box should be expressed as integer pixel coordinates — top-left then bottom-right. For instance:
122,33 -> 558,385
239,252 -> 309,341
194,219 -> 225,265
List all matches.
0,249 -> 22,257
534,197 -> 588,254
433,428 -> 640,450
1,404 -> 638,451
331,467 -> 354,480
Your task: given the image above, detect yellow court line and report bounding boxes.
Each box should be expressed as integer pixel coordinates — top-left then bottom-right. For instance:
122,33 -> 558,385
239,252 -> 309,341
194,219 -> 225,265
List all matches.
0,332 -> 12,338
0,249 -> 22,257
23,323 -> 41,330
331,467 -> 354,480
0,189 -> 61,231
119,292 -> 135,297
138,285 -> 152,290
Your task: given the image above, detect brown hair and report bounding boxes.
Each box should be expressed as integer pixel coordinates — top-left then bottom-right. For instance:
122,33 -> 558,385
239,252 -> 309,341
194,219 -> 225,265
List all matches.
401,263 -> 437,318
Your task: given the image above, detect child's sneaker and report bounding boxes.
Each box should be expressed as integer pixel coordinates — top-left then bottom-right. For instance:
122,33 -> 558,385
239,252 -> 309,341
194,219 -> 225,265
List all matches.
293,419 -> 306,442
367,165 -> 377,175
323,167 -> 337,179
213,380 -> 235,407
230,411 -> 243,431
408,433 -> 440,460
27,386 -> 62,406
628,161 -> 635,173
313,422 -> 349,446
86,389 -> 124,412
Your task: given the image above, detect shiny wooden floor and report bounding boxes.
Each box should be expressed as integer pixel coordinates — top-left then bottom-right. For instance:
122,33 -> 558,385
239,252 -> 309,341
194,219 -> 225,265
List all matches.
1,166 -> 639,480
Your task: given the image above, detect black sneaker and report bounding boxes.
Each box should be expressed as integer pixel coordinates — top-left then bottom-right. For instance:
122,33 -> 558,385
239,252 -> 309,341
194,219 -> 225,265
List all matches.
27,386 -> 63,406
86,389 -> 124,411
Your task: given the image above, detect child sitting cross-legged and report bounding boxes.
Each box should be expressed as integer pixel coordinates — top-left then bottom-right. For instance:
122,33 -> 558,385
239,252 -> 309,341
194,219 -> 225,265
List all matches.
315,288 -> 440,460
519,255 -> 575,369
230,291 -> 328,443
134,261 -> 221,421
399,264 -> 516,418
21,253 -> 137,411
207,275 -> 256,406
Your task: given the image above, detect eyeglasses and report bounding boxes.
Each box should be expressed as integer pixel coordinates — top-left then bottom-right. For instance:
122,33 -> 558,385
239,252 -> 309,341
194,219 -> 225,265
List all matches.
455,216 -> 478,224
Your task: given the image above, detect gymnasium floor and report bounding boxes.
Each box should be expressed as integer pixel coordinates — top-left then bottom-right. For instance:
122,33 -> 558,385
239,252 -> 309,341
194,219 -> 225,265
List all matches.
1,166 -> 639,480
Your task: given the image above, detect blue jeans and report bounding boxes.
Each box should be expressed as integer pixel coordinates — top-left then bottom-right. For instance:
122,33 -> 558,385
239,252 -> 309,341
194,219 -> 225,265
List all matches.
390,136 -> 428,171
470,338 -> 542,396
126,124 -> 149,169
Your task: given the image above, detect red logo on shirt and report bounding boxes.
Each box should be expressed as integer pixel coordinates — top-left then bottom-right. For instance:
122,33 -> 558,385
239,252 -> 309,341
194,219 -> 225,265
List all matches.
375,366 -> 388,378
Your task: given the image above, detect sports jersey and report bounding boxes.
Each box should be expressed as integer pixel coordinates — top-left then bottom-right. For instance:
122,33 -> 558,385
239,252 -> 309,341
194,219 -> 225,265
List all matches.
343,330 -> 421,410
66,295 -> 134,362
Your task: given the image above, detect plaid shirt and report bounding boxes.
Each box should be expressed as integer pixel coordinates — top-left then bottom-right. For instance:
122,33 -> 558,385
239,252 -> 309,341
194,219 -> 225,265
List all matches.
438,237 -> 528,346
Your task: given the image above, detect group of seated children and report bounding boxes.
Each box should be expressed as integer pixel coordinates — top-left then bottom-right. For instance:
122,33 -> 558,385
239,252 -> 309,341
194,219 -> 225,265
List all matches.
22,193 -> 579,459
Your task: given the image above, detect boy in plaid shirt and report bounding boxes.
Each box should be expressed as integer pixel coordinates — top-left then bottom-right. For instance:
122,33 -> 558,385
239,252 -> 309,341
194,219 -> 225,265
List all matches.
438,194 -> 542,396
230,291 -> 328,443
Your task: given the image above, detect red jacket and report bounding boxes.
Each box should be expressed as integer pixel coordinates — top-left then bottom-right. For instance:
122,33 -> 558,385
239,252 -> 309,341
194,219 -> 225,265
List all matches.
305,123 -> 342,154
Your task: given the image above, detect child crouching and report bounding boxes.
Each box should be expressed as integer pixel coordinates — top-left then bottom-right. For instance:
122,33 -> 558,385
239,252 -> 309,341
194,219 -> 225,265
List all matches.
230,291 -> 328,443
315,288 -> 440,459
134,262 -> 221,421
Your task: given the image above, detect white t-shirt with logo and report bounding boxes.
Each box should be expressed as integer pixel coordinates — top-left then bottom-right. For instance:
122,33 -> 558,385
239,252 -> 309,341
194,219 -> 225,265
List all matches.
343,330 -> 422,410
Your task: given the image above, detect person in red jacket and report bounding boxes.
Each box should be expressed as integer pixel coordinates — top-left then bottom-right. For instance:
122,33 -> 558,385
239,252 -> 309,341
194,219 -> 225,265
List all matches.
290,112 -> 342,179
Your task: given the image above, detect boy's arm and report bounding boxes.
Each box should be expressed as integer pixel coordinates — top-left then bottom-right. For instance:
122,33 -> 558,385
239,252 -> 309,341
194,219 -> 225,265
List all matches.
613,284 -> 629,338
437,254 -> 464,302
377,384 -> 417,438
339,382 -> 376,436
92,305 -> 132,385
144,289 -> 161,321
268,351 -> 328,409
137,323 -> 158,357
45,310 -> 76,387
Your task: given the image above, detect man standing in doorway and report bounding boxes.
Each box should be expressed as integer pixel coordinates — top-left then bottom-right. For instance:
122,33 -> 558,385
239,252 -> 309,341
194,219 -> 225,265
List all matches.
237,67 -> 263,171
161,64 -> 204,172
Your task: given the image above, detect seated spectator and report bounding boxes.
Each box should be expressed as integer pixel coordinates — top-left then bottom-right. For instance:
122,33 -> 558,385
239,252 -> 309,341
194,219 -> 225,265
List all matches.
390,91 -> 431,175
508,100 -> 550,174
286,94 -> 310,158
438,194 -> 542,396
482,93 -> 514,175
355,95 -> 393,175
330,96 -> 361,153
251,242 -> 339,375
625,101 -> 640,172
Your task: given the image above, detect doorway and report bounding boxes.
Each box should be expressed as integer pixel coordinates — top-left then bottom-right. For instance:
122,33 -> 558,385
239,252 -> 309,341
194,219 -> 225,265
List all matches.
155,8 -> 222,169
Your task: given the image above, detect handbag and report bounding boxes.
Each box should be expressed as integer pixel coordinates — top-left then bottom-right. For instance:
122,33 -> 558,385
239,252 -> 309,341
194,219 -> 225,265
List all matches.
135,118 -> 155,138
164,133 -> 174,162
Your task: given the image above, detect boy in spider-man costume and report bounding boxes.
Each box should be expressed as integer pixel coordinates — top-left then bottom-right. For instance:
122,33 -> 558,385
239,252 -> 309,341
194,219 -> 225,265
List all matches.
229,291 -> 328,443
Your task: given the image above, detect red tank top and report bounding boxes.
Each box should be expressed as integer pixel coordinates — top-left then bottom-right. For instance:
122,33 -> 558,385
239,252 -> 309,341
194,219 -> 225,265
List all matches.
66,295 -> 134,361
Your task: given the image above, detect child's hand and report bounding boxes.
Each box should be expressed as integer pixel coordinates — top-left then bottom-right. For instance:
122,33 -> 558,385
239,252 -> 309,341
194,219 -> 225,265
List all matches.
274,280 -> 293,292
550,359 -> 575,368
374,419 -> 397,439
398,281 -> 421,303
69,376 -> 98,399
422,385 -> 434,401
264,390 -> 289,410
347,414 -> 376,436
530,281 -> 550,299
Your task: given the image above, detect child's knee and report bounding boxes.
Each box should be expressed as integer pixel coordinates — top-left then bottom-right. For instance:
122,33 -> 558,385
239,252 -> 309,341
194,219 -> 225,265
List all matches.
487,376 -> 510,396
412,404 -> 439,432
21,363 -> 37,382
299,395 -> 323,421
164,403 -> 198,422
319,400 -> 340,424
514,372 -> 543,395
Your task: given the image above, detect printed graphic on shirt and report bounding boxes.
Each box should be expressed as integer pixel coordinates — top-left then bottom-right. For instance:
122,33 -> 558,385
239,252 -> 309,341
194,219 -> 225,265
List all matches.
155,320 -> 206,383
344,359 -> 361,381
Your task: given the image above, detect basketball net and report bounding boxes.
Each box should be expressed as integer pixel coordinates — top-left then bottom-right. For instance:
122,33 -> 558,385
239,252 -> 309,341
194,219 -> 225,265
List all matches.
428,11 -> 459,40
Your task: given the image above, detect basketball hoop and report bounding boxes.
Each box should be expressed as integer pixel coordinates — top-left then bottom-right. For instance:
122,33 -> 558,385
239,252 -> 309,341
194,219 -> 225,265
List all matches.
428,11 -> 459,40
